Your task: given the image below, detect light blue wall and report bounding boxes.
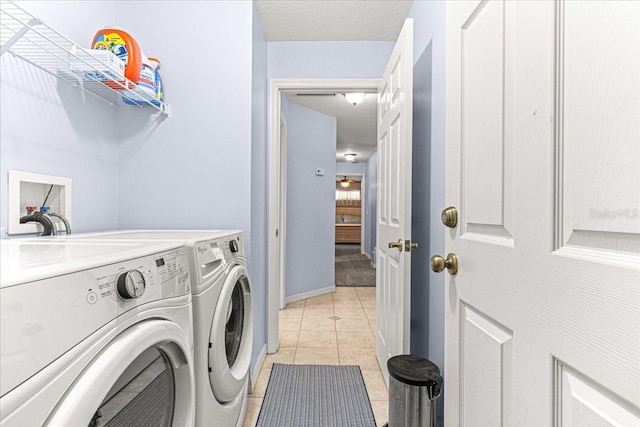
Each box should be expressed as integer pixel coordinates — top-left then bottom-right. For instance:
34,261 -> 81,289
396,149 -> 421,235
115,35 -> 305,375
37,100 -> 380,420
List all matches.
365,153 -> 378,262
336,162 -> 367,175
114,1 -> 263,371
411,42 -> 433,356
116,1 -> 252,235
250,1 -> 269,373
285,103 -> 337,297
0,1 -> 119,237
268,41 -> 394,79
268,40 -> 391,296
408,2 -> 446,425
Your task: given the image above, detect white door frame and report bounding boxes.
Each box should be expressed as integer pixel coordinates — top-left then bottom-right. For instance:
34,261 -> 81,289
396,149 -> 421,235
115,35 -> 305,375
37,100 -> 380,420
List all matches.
267,78 -> 380,353
278,112 -> 287,311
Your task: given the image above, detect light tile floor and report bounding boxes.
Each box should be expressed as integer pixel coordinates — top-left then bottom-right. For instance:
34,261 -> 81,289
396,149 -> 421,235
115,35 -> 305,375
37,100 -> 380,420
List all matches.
242,286 -> 388,427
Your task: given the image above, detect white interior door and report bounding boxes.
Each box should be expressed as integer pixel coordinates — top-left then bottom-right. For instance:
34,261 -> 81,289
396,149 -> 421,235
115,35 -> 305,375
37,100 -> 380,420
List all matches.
444,1 -> 640,425
376,18 -> 413,382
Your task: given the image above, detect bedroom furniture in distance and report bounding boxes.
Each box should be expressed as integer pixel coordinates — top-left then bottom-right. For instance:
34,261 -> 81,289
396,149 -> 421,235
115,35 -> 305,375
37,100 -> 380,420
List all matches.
335,206 -> 361,243
335,179 -> 362,244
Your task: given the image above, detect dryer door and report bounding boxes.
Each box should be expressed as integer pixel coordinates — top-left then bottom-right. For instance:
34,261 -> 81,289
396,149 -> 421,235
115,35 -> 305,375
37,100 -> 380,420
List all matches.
45,320 -> 194,427
208,265 -> 253,403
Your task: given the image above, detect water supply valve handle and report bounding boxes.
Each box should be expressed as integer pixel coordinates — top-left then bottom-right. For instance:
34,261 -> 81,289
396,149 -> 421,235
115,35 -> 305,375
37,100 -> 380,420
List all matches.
26,206 -> 37,213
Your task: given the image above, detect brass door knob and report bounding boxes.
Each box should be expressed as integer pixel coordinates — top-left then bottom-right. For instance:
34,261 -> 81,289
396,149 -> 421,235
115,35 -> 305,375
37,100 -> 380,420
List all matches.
404,240 -> 418,252
430,253 -> 458,275
388,239 -> 403,251
441,207 -> 458,228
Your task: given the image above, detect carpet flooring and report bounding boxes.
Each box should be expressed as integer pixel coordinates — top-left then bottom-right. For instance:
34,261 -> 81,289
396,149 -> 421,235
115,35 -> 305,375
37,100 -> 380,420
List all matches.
335,244 -> 376,287
255,364 -> 376,427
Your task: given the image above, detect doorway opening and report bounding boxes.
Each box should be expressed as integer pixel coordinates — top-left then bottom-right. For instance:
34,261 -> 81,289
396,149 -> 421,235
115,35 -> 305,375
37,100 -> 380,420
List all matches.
267,79 -> 380,353
335,173 -> 376,287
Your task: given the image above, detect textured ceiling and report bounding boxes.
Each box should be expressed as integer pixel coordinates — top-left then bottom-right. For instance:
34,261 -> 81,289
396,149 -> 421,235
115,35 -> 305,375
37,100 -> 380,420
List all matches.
286,93 -> 377,163
256,0 -> 414,41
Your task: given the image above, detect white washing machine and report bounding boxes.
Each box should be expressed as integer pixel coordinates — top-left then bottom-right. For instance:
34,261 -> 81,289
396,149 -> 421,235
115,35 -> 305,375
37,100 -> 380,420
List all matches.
0,239 -> 195,426
47,230 -> 253,427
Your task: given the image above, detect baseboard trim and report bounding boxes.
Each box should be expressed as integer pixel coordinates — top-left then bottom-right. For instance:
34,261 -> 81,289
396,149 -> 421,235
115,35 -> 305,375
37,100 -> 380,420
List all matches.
249,344 -> 267,394
285,285 -> 335,305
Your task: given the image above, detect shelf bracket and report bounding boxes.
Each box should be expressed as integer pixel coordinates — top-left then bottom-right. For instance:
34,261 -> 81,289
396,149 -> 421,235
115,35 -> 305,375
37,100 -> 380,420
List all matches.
161,103 -> 171,118
0,17 -> 40,56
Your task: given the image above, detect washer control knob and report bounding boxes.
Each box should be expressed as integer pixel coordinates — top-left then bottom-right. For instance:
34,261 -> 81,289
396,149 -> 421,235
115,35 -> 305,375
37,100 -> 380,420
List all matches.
229,239 -> 239,253
116,270 -> 146,300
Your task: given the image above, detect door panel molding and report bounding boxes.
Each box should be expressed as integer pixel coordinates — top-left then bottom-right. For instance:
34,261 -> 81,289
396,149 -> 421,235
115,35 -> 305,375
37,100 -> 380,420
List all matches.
552,0 -> 640,270
553,359 -> 640,426
460,0 -> 515,246
461,303 -> 513,427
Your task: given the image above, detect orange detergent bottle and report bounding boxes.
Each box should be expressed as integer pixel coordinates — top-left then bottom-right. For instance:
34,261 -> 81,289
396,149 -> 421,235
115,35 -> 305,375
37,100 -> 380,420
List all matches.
91,28 -> 142,89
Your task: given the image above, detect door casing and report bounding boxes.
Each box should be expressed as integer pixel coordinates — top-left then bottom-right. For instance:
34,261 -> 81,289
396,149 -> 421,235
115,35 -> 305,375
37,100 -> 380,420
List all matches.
267,79 -> 379,353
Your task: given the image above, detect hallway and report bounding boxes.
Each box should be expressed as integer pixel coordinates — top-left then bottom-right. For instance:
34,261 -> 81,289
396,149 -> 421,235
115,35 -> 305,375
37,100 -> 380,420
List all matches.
335,244 -> 376,287
243,287 -> 388,426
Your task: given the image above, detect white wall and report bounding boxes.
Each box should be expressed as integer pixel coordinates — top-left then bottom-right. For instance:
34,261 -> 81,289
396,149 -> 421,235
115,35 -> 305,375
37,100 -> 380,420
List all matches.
285,103 -> 337,298
408,2 -> 446,425
0,1 -> 120,237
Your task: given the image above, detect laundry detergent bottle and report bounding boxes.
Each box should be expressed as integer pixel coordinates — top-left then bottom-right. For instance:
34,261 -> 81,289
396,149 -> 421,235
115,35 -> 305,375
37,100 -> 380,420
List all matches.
123,56 -> 163,106
149,57 -> 164,105
91,28 -> 142,87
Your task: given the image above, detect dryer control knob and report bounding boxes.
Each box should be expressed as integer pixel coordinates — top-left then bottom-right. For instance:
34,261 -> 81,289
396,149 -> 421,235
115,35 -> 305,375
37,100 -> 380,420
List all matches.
116,270 -> 146,300
229,240 -> 239,253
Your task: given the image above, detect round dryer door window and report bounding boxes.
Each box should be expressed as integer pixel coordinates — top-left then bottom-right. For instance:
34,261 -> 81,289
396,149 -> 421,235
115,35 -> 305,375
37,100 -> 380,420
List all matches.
90,347 -> 175,427
225,276 -> 247,368
44,320 -> 194,427
208,265 -> 253,403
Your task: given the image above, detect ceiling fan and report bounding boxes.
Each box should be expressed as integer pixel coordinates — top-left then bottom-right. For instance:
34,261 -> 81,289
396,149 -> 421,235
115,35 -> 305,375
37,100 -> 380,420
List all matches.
338,176 -> 359,188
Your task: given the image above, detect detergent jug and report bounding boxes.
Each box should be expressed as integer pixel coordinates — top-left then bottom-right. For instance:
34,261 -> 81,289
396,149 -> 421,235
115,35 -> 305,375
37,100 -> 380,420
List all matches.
91,28 -> 142,88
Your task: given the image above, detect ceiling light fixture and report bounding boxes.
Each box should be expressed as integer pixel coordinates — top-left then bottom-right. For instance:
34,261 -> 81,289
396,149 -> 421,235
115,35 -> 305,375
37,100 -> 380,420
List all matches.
344,92 -> 365,106
340,177 -> 350,188
344,153 -> 356,162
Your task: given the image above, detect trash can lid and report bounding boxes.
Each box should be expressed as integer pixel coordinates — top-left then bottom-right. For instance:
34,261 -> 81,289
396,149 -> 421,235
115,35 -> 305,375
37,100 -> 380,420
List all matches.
387,355 -> 443,389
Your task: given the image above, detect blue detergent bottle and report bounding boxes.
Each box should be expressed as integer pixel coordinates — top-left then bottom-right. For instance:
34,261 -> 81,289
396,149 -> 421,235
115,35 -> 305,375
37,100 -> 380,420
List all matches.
123,56 -> 163,106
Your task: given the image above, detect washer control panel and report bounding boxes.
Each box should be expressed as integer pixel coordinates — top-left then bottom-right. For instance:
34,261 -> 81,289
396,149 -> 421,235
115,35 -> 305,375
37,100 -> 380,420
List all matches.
194,232 -> 243,285
91,247 -> 189,305
229,239 -> 239,253
116,270 -> 146,299
222,234 -> 243,259
0,246 -> 190,399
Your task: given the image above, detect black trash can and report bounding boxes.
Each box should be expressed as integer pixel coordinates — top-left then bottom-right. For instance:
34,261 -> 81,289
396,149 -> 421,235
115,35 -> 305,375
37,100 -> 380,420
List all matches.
383,355 -> 443,427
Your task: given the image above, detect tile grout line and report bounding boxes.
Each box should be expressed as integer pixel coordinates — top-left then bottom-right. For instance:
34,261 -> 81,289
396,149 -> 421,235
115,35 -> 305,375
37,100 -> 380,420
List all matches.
260,290 -> 382,426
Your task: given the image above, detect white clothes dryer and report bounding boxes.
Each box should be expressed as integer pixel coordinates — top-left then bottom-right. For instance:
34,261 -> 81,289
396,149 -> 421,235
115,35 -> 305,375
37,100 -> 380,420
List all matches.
0,239 -> 195,427
47,230 -> 253,427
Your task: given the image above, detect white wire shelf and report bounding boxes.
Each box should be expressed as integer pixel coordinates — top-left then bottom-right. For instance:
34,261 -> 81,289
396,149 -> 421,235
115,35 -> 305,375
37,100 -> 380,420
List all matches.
0,0 -> 170,117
